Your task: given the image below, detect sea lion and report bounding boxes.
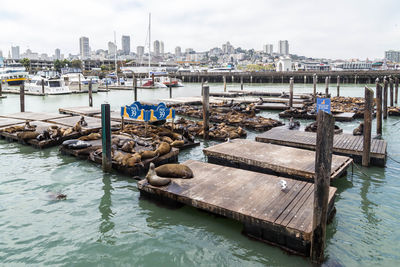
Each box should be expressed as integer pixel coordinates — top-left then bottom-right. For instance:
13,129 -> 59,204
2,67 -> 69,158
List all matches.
113,151 -> 125,163
63,127 -> 73,137
288,117 -> 300,130
78,132 -> 101,141
72,121 -> 82,133
146,162 -> 171,186
155,164 -> 194,178
37,130 -> 51,141
17,131 -> 39,140
125,153 -> 142,167
161,136 -> 173,143
24,121 -> 37,131
48,192 -> 67,200
156,142 -> 171,156
353,122 -> 364,136
170,140 -> 184,147
140,150 -> 159,159
79,116 -> 88,127
121,140 -> 135,153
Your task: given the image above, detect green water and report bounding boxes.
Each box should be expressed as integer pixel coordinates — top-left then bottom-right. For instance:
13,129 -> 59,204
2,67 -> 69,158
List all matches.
0,83 -> 399,266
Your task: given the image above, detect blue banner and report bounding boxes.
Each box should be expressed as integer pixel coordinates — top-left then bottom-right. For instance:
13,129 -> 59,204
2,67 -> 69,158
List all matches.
316,98 -> 331,114
121,102 -> 175,122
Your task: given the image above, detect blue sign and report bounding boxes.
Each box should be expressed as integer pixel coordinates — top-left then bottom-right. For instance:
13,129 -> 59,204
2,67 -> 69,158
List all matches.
316,98 -> 331,114
121,102 -> 175,122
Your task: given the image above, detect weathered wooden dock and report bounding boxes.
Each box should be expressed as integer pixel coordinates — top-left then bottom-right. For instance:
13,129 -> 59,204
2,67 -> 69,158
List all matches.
48,116 -> 120,133
0,117 -> 25,128
59,106 -> 101,116
256,127 -> 387,166
229,90 -> 312,98
0,111 -> 69,121
138,160 -> 337,256
256,103 -> 304,110
203,139 -> 352,182
279,111 -> 356,122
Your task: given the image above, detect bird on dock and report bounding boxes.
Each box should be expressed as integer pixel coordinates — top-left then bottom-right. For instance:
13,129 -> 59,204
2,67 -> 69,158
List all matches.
278,180 -> 287,191
288,117 -> 300,130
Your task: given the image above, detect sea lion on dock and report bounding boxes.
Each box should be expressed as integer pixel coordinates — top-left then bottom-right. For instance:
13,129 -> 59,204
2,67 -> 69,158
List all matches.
146,162 -> 171,186
156,142 -> 171,156
17,131 -> 39,140
79,116 -> 88,127
140,150 -> 159,159
170,140 -> 184,147
24,121 -> 36,131
125,153 -> 142,167
161,136 -> 173,143
121,140 -> 135,152
63,127 -> 73,137
353,122 -> 364,136
155,164 -> 193,179
36,130 -> 51,141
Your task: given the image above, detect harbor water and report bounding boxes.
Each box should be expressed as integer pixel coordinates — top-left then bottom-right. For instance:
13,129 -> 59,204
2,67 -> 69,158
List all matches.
0,83 -> 399,266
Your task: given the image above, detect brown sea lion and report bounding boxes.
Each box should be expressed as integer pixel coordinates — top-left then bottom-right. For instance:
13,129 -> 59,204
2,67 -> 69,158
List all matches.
170,140 -> 184,147
63,127 -> 73,137
121,140 -> 135,153
146,162 -> 171,186
140,150 -> 159,159
156,142 -> 171,156
126,153 -> 141,167
113,151 -> 125,163
353,122 -> 364,136
72,121 -> 82,133
17,131 -> 39,140
155,164 -> 194,178
161,136 -> 173,143
78,132 -> 101,141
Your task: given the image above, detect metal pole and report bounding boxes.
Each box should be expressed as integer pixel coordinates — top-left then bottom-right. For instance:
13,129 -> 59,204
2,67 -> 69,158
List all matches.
289,77 -> 294,108
101,104 -> 112,172
20,83 -> 25,112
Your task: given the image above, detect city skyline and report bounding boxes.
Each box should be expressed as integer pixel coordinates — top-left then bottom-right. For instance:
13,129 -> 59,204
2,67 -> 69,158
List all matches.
1,0 -> 399,60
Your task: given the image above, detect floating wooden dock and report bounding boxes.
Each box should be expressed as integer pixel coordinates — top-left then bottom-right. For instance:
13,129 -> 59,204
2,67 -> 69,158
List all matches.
229,90 -> 313,99
203,139 -> 352,182
256,127 -> 387,166
48,116 -> 120,133
279,111 -> 356,122
138,160 -> 337,256
59,106 -> 101,116
0,111 -> 70,121
255,103 -> 304,110
0,117 -> 25,128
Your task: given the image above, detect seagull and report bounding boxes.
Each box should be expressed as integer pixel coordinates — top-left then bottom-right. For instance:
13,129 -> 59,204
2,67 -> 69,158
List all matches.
278,180 -> 287,191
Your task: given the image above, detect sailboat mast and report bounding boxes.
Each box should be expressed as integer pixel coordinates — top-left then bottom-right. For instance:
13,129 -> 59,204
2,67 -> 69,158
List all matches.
148,13 -> 151,69
114,31 -> 117,82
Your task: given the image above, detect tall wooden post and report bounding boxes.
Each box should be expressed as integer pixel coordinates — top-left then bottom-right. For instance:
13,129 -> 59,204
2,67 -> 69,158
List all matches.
383,77 -> 388,119
78,74 -> 81,92
202,83 -> 210,139
101,103 -> 112,172
134,76 -> 137,101
20,83 -> 25,112
304,75 -> 307,84
325,77 -> 329,97
169,83 -> 172,98
395,77 -> 399,105
240,76 -> 244,90
0,80 -> 2,97
250,75 -> 253,83
201,78 -> 204,96
223,75 -> 227,92
336,76 -> 340,97
390,77 -> 394,107
289,77 -> 294,108
376,78 -> 382,136
362,87 -> 373,167
313,73 -> 317,97
41,79 -> 45,95
311,110 -> 334,264
88,79 -> 93,107
151,73 -> 155,85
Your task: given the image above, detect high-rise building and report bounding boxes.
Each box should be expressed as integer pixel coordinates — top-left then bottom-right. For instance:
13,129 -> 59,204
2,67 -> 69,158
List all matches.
263,44 -> 273,54
385,50 -> 400,63
185,48 -> 194,54
79,36 -> 90,59
11,46 -> 20,59
55,48 -> 61,60
122,35 -> 130,55
175,46 -> 181,57
153,40 -> 160,56
0,50 -> 3,58
137,46 -> 144,59
278,40 -> 289,55
160,41 -> 164,57
108,41 -> 117,57
222,42 -> 234,54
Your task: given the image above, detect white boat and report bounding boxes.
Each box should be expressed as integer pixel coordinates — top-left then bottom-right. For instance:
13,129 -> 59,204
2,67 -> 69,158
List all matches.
0,63 -> 29,86
26,75 -> 71,95
62,73 -> 99,93
136,77 -> 167,88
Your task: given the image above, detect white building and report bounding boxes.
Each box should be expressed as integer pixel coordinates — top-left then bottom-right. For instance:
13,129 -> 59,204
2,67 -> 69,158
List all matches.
276,57 -> 292,72
55,48 -> 61,60
153,40 -> 160,57
11,46 -> 20,59
278,40 -> 289,55
175,46 -> 181,57
122,35 -> 130,55
263,44 -> 273,54
108,41 -> 117,57
160,41 -> 164,57
79,37 -> 90,59
137,46 -> 144,60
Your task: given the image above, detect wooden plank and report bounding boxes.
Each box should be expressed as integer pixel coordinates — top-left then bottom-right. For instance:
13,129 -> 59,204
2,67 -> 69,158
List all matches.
59,106 -> 101,116
48,116 -> 119,132
255,103 -> 304,110
0,117 -> 25,127
0,112 -> 70,121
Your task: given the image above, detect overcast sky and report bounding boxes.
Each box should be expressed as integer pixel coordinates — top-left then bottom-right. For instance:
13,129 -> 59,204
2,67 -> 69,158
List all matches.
0,0 -> 399,60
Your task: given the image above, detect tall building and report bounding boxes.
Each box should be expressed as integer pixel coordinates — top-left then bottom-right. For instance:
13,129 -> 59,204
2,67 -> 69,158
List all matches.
122,35 -> 130,55
160,41 -> 164,57
278,40 -> 289,55
185,48 -> 194,54
263,44 -> 273,54
79,36 -> 90,59
108,41 -> 117,57
153,40 -> 160,56
222,41 -> 234,54
55,48 -> 61,60
175,46 -> 181,57
11,46 -> 20,59
385,50 -> 400,63
0,50 -> 3,58
137,46 -> 144,59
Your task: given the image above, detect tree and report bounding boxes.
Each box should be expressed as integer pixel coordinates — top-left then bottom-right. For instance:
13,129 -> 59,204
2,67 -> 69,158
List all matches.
20,58 -> 31,72
70,59 -> 82,69
53,59 -> 63,72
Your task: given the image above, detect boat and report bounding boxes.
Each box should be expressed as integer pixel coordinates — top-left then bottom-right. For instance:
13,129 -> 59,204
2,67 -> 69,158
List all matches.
136,77 -> 167,88
26,75 -> 71,95
62,73 -> 99,93
0,62 -> 29,86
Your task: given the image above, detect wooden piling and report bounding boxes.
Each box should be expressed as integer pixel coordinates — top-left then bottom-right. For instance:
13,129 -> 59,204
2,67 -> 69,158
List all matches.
383,77 -> 388,119
20,83 -> 25,112
88,79 -> 93,107
289,77 -> 294,108
202,83 -> 210,139
240,76 -> 244,90
201,78 -> 204,96
376,78 -> 382,136
311,110 -> 334,264
78,74 -> 81,91
134,76 -> 138,101
390,77 -> 394,107
313,74 -> 317,97
101,103 -> 112,172
223,76 -> 227,92
325,77 -> 329,97
395,77 -> 399,105
0,80 -> 2,97
41,79 -> 45,95
169,83 -> 172,98
336,76 -> 340,97
362,87 -> 373,167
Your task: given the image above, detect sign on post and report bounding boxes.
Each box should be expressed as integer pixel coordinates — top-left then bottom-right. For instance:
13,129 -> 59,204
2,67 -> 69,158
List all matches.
316,98 -> 331,114
121,102 -> 175,122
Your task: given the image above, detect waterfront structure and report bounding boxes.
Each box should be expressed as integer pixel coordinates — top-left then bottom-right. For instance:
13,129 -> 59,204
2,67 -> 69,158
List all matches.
160,41 -> 164,57
175,46 -> 182,57
137,46 -> 144,60
122,35 -> 130,55
0,50 -> 3,58
263,44 -> 273,54
55,48 -> 61,60
108,41 -> 117,57
385,50 -> 400,63
153,40 -> 160,56
79,37 -> 90,59
11,46 -> 20,59
278,40 -> 289,55
332,61 -> 372,70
